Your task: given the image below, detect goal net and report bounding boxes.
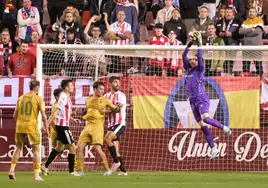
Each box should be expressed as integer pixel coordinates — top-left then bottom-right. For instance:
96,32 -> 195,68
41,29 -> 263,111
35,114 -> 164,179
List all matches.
36,44 -> 268,172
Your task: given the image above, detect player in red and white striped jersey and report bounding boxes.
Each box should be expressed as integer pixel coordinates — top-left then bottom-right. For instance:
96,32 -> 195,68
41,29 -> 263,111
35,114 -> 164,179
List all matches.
42,79 -> 78,175
54,90 -> 72,127
104,76 -> 128,176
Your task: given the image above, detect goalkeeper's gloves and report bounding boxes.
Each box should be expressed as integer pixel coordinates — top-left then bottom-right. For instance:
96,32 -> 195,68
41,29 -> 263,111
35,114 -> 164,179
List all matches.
186,40 -> 193,48
196,31 -> 203,47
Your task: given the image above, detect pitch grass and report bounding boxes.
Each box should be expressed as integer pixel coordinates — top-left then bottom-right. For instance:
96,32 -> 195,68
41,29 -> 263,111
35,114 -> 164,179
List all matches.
1,172 -> 268,188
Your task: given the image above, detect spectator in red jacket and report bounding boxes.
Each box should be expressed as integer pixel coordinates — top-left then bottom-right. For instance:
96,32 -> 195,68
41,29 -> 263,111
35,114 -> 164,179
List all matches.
147,23 -> 169,76
7,42 -> 36,77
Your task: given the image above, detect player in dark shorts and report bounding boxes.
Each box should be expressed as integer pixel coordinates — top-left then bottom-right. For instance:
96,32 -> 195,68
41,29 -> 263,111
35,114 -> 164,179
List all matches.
104,76 -> 127,176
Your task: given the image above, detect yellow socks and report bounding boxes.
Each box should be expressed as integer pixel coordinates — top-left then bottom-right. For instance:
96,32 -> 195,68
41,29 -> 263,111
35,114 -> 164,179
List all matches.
33,162 -> 40,176
10,163 -> 16,172
75,158 -> 84,172
102,160 -> 109,171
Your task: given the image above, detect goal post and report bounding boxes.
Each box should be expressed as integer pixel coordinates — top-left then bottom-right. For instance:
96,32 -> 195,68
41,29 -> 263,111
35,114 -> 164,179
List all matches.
36,44 -> 268,172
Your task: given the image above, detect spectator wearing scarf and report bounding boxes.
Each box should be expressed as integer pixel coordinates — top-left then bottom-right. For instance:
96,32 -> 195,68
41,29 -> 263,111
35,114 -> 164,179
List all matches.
17,0 -> 42,41
0,28 -> 17,76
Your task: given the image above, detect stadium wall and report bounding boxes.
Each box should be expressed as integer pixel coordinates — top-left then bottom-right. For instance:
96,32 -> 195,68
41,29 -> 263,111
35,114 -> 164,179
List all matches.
0,76 -> 268,171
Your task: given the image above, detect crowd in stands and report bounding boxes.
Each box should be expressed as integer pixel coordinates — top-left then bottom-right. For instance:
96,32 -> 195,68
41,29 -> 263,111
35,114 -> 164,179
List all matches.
0,0 -> 267,78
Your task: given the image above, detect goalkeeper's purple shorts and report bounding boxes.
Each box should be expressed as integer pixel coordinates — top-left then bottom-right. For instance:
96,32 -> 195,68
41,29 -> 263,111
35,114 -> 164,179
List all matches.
189,94 -> 209,122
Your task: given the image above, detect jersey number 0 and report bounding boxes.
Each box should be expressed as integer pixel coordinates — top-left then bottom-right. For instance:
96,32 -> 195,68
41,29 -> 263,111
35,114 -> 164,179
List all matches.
20,97 -> 33,116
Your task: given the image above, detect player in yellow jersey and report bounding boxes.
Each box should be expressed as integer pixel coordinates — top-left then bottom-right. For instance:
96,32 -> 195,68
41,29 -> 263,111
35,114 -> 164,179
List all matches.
8,80 -> 49,181
75,81 -> 121,177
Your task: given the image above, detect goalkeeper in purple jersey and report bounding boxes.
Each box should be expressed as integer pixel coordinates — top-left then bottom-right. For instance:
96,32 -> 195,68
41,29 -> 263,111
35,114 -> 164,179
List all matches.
182,32 -> 232,159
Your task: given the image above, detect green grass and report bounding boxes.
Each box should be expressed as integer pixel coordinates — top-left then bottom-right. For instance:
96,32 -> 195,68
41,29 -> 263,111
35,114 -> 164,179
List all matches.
1,172 -> 268,188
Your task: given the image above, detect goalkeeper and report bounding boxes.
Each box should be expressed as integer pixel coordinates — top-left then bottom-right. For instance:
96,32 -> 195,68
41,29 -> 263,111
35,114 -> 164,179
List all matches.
183,31 -> 232,159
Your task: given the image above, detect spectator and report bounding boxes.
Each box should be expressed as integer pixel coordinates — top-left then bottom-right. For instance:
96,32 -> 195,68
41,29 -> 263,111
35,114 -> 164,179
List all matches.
191,6 -> 214,45
202,0 -> 218,19
7,41 -> 36,77
43,24 -> 57,44
60,3 -> 82,25
0,28 -> 17,76
205,23 -> 225,76
179,0 -> 203,31
105,11 -> 133,45
17,0 -> 42,42
163,8 -> 187,44
47,0 -> 69,24
83,16 -> 107,76
147,23 -> 169,76
84,16 -> 106,45
135,0 -> 147,43
31,0 -> 44,25
155,0 -> 175,25
216,7 -> 241,74
248,0 -> 263,16
214,5 -> 226,22
138,0 -> 147,23
28,30 -> 42,58
165,30 -> 183,76
87,0 -> 116,33
111,0 -> 138,41
239,7 -> 264,76
219,0 -> 246,21
150,0 -> 164,20
0,0 -> 19,40
53,11 -> 83,43
58,28 -> 82,45
104,11 -> 133,73
172,0 -> 180,8
58,28 -> 83,77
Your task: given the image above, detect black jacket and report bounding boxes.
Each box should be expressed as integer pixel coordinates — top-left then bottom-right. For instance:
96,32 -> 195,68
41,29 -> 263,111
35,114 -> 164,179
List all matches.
163,19 -> 187,44
88,0 -> 115,16
138,0 -> 147,23
179,0 -> 203,19
216,17 -> 242,45
219,0 -> 246,21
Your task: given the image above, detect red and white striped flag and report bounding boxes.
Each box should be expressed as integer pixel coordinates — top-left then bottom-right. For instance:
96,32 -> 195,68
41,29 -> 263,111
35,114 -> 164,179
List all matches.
261,76 -> 268,110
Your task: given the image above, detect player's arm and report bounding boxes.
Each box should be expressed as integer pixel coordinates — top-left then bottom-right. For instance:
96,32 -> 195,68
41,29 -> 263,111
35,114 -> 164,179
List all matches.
182,42 -> 192,70
196,32 -> 204,71
119,93 -> 127,109
57,94 -> 67,110
13,98 -> 20,121
39,100 -> 49,135
70,113 -> 81,124
48,104 -> 57,129
106,99 -> 120,113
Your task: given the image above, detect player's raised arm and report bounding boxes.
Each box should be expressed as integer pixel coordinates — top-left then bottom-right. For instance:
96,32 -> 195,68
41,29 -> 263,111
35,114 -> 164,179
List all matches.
182,42 -> 192,70
196,32 -> 204,71
197,47 -> 204,71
